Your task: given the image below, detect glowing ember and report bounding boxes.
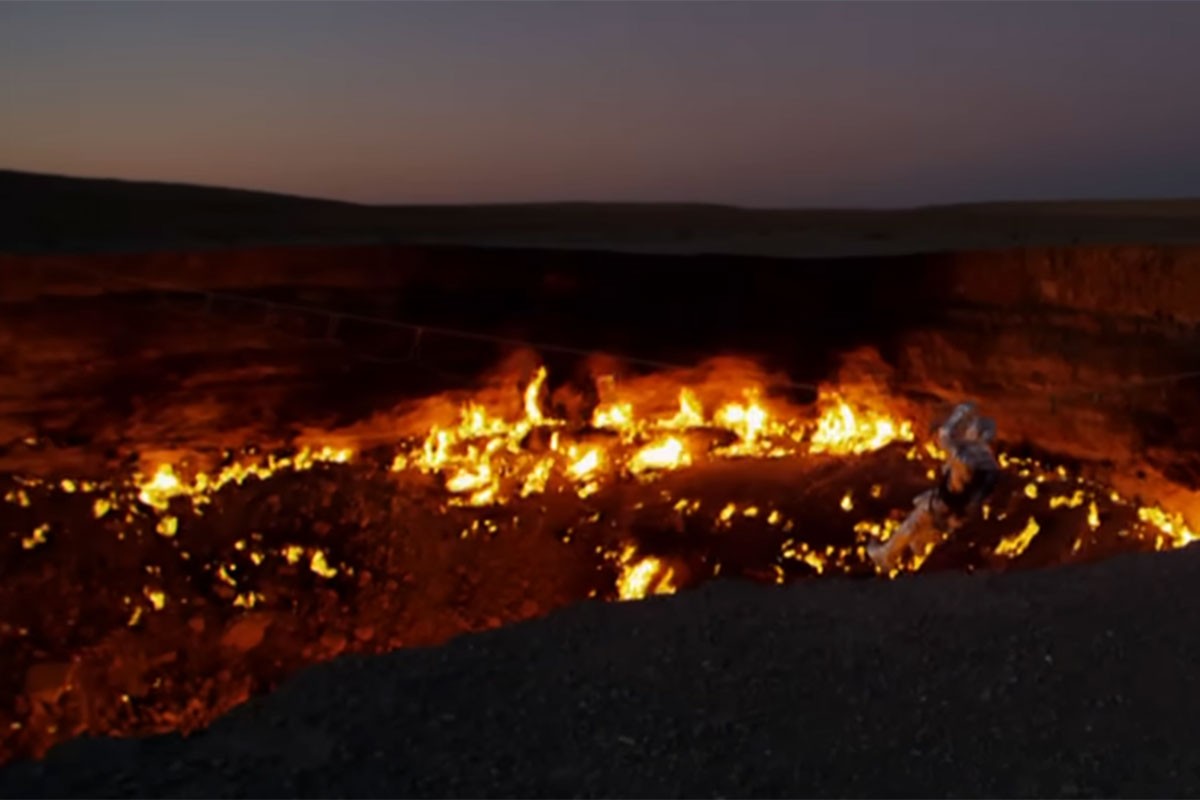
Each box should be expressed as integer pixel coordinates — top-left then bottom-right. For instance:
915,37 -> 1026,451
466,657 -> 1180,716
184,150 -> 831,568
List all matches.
995,517 -> 1041,558
309,550 -> 338,579
1137,506 -> 1197,547
593,401 -> 633,431
629,437 -> 690,475
138,464 -> 185,510
20,523 -> 49,551
5,354 -> 1200,770
616,546 -> 677,600
567,448 -> 602,480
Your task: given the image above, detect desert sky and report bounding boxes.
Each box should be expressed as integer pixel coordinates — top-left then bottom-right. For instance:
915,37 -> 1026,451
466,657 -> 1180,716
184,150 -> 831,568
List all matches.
2,1 -> 1200,207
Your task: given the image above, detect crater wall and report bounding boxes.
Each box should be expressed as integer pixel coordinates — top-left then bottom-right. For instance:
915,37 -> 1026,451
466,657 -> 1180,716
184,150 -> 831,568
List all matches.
2,242 -> 1198,511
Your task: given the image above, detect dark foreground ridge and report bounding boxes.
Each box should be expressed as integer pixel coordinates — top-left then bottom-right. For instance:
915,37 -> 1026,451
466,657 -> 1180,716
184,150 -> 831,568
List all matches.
4,547 -> 1200,798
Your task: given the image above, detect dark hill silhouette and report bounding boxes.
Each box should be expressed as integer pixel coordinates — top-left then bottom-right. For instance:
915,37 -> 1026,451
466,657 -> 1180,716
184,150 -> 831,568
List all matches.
7,168 -> 1200,256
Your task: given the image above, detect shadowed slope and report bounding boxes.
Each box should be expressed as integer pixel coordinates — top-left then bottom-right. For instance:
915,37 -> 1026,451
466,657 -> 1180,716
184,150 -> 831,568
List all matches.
3,545 -> 1200,798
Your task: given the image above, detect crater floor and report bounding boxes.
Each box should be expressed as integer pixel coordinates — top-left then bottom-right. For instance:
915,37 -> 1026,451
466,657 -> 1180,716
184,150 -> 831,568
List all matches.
1,357 -> 1190,766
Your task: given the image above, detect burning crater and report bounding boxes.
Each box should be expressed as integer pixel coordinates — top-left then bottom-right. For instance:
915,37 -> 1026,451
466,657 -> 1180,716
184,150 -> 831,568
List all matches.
0,348 -> 1194,765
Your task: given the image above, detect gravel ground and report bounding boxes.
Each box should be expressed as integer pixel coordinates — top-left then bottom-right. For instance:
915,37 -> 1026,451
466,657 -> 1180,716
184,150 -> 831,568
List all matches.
5,546 -> 1200,798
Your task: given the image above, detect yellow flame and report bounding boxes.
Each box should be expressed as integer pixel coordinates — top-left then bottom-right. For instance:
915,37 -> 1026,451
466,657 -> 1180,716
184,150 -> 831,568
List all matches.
309,550 -> 338,579
995,517 -> 1041,558
1049,490 -> 1085,509
520,457 -> 555,498
155,516 -> 179,538
1137,505 -> 1197,547
142,587 -> 166,610
663,388 -> 705,429
616,546 -> 677,600
593,402 -> 633,431
808,393 -> 914,456
138,465 -> 184,510
92,498 -> 112,519
20,524 -> 49,551
567,448 -> 602,480
523,367 -> 547,424
629,437 -> 689,474
13,357 -> 1200,627
714,392 -> 769,446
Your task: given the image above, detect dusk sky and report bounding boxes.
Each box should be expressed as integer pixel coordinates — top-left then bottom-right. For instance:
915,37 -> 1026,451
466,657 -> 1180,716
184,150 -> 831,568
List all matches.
4,2 -> 1200,208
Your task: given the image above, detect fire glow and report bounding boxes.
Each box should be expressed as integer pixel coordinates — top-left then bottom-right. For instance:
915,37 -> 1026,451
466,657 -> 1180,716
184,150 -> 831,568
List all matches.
2,356 -> 1198,766
396,366 -> 915,512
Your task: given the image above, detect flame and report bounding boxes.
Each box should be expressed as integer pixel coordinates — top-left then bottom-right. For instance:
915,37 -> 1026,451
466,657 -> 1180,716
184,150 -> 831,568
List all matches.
370,364 -> 918,506
521,457 -> 555,497
995,517 -> 1041,558
20,524 -> 49,551
138,465 -> 185,510
1049,490 -> 1085,509
309,550 -> 338,579
12,351 -> 1200,771
107,359 -> 1200,585
664,388 -> 705,429
134,446 -> 354,514
629,437 -> 690,474
30,357 -> 1200,606
713,392 -> 769,448
854,518 -> 900,544
446,459 -> 494,494
615,546 -> 677,600
593,401 -> 633,431
1137,505 -> 1197,547
143,587 -> 166,610
808,393 -> 914,455
567,448 -> 602,480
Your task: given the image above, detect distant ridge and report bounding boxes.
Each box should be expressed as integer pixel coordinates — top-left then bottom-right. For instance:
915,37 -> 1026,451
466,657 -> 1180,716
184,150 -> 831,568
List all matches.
5,168 -> 1200,256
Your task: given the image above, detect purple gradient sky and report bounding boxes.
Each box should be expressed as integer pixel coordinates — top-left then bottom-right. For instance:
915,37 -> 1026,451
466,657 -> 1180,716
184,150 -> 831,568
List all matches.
3,2 -> 1200,208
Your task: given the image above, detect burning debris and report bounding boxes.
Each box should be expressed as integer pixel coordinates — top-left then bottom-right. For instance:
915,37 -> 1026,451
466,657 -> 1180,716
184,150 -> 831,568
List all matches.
0,354 -> 1196,765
